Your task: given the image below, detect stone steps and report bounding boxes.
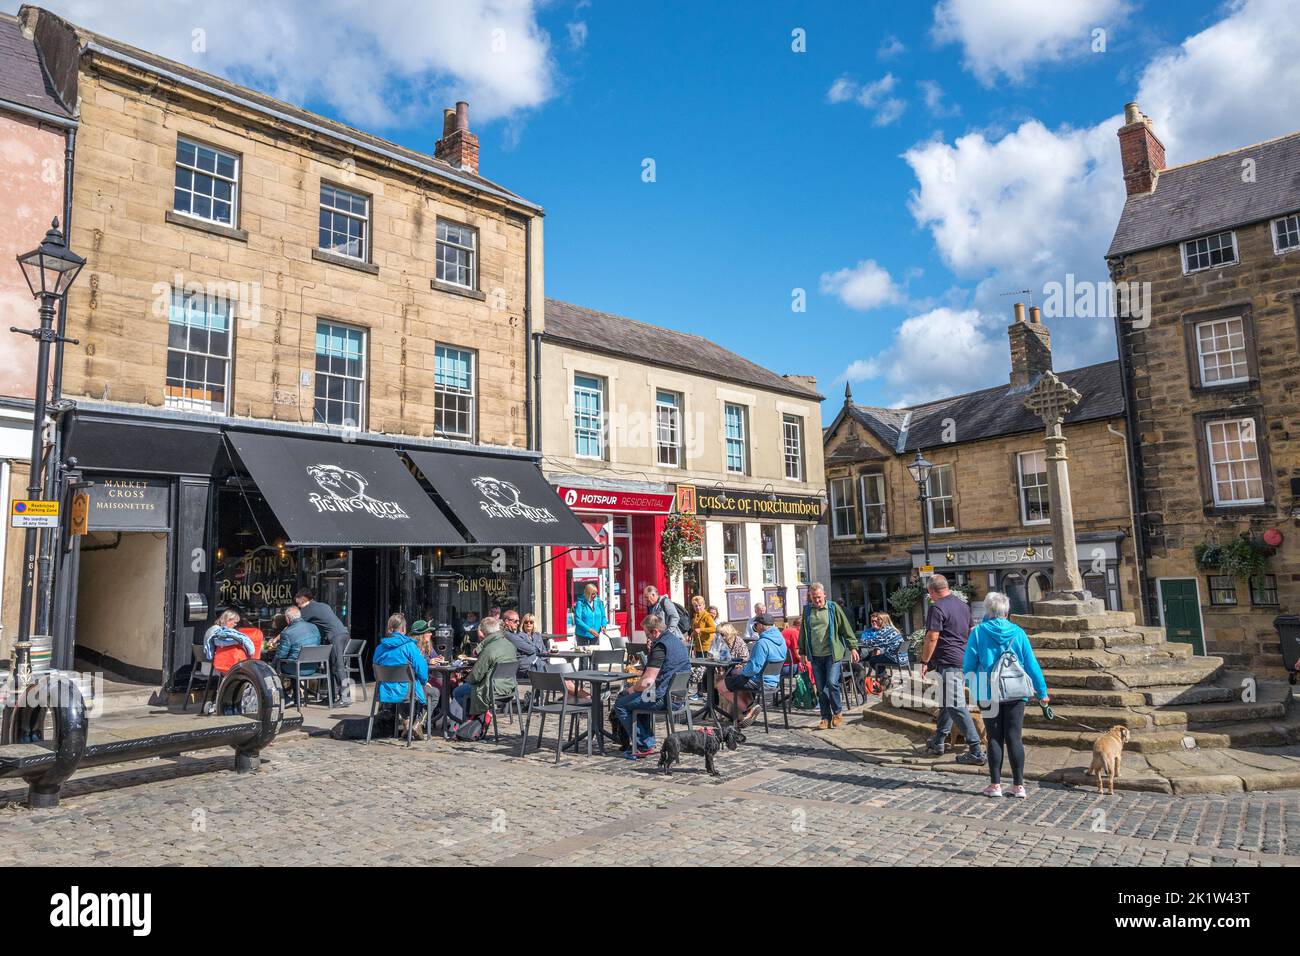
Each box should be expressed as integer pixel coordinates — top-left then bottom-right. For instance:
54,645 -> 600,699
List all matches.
1043,657 -> 1223,690
1033,644 -> 1194,671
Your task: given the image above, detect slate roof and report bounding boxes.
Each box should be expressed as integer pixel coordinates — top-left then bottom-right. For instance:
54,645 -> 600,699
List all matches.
839,361 -> 1123,456
66,19 -> 537,210
1107,130 -> 1300,258
543,299 -> 824,402
0,13 -> 73,121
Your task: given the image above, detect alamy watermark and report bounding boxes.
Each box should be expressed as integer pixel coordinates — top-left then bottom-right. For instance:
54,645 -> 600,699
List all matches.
1040,275 -> 1152,328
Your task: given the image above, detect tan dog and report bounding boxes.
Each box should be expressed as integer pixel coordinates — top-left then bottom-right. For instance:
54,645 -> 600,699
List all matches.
948,707 -> 988,751
1088,725 -> 1130,794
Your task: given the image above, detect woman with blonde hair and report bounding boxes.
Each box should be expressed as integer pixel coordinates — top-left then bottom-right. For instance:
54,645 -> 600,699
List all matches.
860,609 -> 908,687
689,594 -> 716,656
713,621 -> 749,663
573,582 -> 608,647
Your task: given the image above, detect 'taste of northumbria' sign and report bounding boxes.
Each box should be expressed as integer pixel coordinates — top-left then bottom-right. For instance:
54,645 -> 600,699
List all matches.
87,478 -> 171,531
682,485 -> 825,523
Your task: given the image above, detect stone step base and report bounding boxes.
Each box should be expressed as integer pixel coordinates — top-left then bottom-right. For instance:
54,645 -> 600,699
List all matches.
1012,610 -> 1137,632
1034,644 -> 1195,671
1031,628 -> 1168,651
1046,658 -> 1223,690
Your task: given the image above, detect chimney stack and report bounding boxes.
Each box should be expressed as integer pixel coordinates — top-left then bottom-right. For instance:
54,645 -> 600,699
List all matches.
1117,101 -> 1165,196
435,100 -> 480,174
1008,302 -> 1052,389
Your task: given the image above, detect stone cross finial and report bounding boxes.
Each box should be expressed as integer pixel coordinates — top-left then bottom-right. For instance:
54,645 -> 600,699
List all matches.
1021,372 -> 1104,616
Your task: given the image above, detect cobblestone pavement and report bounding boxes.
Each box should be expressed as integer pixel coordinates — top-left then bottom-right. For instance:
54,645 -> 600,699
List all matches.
2,711 -> 1298,866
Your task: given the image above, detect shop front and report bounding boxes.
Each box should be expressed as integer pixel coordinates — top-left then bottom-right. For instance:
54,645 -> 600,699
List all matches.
908,532 -> 1127,616
545,482 -> 675,640
676,483 -> 825,626
54,405 -> 592,689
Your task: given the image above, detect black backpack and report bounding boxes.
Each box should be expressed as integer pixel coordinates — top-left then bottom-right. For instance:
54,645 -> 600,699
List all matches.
452,710 -> 492,741
672,601 -> 690,625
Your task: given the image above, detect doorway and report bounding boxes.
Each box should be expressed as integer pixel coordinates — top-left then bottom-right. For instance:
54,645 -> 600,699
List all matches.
74,531 -> 169,685
1157,578 -> 1205,655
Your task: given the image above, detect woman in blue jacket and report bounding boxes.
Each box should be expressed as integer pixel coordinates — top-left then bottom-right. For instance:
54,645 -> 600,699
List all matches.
373,613 -> 430,734
962,591 -> 1048,800
572,583 -> 608,647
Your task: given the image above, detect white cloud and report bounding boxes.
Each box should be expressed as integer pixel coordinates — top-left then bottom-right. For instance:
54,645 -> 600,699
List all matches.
933,0 -> 1129,85
826,73 -> 907,126
566,20 -> 588,50
35,0 -> 556,128
838,308 -> 1002,406
917,79 -> 958,117
820,260 -> 904,311
877,34 -> 906,59
1134,0 -> 1300,162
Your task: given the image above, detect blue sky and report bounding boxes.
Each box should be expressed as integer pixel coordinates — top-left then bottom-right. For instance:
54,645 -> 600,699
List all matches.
16,0 -> 1300,419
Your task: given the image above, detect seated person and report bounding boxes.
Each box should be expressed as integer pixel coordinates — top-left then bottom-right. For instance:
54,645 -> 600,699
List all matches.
451,618 -> 517,726
373,613 -> 430,738
715,612 -> 786,725
860,611 -> 909,681
203,609 -> 258,670
503,609 -> 548,677
269,605 -> 322,697
712,622 -> 749,663
612,613 -> 690,759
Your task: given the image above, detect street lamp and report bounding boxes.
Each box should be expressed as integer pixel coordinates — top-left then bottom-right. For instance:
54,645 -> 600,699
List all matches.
10,218 -> 84,691
906,451 -> 934,575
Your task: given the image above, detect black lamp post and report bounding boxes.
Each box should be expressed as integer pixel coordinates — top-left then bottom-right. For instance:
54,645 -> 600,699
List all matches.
906,451 -> 934,577
11,218 -> 84,688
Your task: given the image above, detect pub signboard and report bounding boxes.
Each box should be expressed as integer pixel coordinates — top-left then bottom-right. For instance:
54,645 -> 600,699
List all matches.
680,484 -> 824,523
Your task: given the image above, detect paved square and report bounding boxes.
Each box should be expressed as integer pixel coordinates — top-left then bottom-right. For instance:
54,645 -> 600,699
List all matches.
1,710 -> 1296,866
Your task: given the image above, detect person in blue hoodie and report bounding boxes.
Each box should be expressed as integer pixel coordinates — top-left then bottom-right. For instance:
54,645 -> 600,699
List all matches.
962,591 -> 1049,800
373,613 -> 430,737
715,613 -> 786,726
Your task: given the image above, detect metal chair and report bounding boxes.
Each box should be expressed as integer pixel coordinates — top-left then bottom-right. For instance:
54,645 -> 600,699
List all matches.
755,659 -> 787,733
589,649 -> 624,673
366,663 -> 424,747
183,643 -> 219,713
607,634 -> 626,650
642,669 -> 693,742
280,645 -> 335,711
519,669 -> 588,763
488,659 -> 523,742
342,638 -> 367,695
838,653 -> 861,709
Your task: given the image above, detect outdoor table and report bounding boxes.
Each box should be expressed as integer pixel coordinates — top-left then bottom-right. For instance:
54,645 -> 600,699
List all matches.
690,657 -> 737,729
547,649 -> 591,662
562,669 -> 637,756
428,661 -> 473,739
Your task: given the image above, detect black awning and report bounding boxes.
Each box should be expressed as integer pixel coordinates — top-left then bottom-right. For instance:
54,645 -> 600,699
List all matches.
405,449 -> 596,547
226,432 -> 464,547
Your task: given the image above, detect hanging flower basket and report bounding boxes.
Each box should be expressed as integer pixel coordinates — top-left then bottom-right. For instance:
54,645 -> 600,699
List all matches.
888,583 -> 925,619
660,511 -> 705,577
1193,534 -> 1272,579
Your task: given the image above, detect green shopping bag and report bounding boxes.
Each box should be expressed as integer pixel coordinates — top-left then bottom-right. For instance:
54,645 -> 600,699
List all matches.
792,671 -> 817,710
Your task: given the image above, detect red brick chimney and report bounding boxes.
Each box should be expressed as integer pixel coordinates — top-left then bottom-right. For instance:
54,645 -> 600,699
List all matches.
435,101 -> 479,174
1117,101 -> 1165,196
1008,302 -> 1052,389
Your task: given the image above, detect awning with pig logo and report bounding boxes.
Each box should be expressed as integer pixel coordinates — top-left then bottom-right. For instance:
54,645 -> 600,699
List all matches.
406,449 -> 594,547
227,432 -> 462,546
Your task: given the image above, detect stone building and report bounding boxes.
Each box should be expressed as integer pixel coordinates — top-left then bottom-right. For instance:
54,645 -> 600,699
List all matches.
0,12 -> 75,645
824,304 -> 1139,634
539,299 -> 827,637
11,5 -> 590,690
1107,102 -> 1300,673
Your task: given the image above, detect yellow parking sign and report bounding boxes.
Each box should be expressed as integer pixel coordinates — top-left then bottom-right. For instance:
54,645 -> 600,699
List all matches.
11,499 -> 59,529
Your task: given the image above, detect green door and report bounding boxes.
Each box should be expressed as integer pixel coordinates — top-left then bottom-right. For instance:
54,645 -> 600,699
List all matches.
1159,579 -> 1205,655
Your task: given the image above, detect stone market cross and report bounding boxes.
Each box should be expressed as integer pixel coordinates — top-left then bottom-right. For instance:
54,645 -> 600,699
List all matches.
1022,371 -> 1105,617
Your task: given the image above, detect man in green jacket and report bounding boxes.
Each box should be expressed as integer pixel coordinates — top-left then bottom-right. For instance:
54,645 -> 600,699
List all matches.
452,618 -> 518,722
797,583 -> 860,730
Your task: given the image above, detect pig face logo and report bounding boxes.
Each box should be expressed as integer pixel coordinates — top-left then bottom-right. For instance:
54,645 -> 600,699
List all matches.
472,475 -> 557,524
306,464 -> 408,519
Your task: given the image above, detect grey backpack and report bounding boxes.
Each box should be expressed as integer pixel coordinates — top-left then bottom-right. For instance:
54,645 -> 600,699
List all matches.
990,650 -> 1034,702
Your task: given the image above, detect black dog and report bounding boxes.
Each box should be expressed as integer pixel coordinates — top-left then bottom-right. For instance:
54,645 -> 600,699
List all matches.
658,726 -> 742,776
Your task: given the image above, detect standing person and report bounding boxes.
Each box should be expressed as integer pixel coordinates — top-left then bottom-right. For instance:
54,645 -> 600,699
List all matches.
643,585 -> 680,633
689,595 -> 716,656
572,583 -> 608,648
919,574 -> 986,765
373,613 -> 429,740
612,613 -> 690,759
797,583 -> 859,730
294,588 -> 352,706
963,591 -> 1048,798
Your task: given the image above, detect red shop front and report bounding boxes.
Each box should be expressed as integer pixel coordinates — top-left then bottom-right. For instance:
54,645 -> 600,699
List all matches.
550,486 -> 675,640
